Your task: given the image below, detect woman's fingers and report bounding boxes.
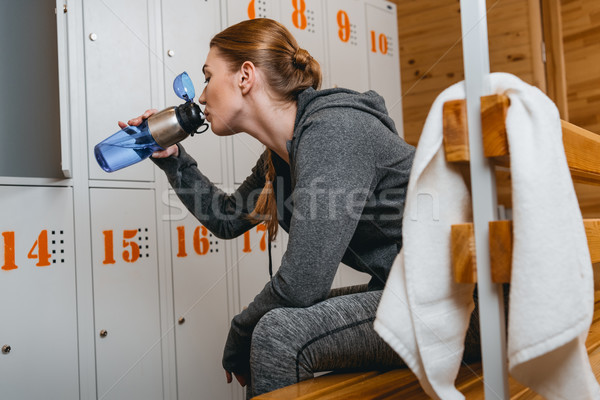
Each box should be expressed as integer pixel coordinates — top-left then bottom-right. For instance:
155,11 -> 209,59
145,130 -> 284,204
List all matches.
234,373 -> 248,387
225,371 -> 233,384
126,108 -> 158,127
151,144 -> 179,159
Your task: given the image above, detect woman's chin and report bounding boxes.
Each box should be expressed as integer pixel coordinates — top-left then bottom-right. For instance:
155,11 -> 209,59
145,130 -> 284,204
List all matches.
212,125 -> 238,136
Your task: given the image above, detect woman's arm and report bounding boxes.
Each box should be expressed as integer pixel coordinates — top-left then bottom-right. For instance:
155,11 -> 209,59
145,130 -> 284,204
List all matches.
153,144 -> 268,239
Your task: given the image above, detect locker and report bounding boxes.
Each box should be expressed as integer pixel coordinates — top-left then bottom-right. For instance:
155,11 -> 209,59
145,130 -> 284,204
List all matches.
83,0 -> 156,182
325,0 -> 369,92
279,0 -> 330,88
366,1 -> 404,137
235,227 -> 286,310
167,191 -> 232,400
0,186 -> 78,400
161,0 -> 225,184
90,188 -> 162,400
0,2 -> 65,179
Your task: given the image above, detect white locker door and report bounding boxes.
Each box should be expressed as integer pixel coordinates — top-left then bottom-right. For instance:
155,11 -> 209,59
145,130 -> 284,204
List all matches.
0,186 -> 78,400
84,0 -> 156,181
90,188 -> 162,400
279,0 -> 329,88
167,191 -> 232,400
325,0 -> 369,92
235,226 -> 286,310
162,0 -> 225,185
226,0 -> 279,185
366,1 -> 404,137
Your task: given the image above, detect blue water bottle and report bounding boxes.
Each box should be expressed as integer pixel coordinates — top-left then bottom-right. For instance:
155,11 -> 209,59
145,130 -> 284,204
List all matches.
94,72 -> 208,172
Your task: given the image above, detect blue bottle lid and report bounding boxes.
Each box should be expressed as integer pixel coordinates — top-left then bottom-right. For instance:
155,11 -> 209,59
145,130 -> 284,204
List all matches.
173,72 -> 195,102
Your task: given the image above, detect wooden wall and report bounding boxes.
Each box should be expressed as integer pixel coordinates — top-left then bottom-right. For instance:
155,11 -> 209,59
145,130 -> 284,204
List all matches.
389,0 -> 600,216
561,0 -> 600,135
390,0 -> 545,145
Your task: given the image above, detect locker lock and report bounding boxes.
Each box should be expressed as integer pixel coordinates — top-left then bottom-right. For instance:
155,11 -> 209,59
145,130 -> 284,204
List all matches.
2,345 -> 11,354
99,330 -> 108,338
178,317 -> 185,325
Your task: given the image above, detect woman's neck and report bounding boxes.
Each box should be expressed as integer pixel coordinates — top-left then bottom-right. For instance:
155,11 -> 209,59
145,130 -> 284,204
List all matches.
243,99 -> 297,164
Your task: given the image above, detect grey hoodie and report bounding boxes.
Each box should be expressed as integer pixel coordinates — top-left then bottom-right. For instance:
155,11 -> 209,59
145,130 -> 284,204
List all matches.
153,87 -> 415,374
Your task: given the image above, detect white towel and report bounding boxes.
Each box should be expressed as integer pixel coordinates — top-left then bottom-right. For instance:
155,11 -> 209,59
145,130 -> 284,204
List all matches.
374,72 -> 599,399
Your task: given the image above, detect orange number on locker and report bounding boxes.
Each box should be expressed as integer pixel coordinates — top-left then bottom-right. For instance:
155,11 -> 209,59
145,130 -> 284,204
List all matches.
242,224 -> 268,253
1,231 -> 18,270
193,226 -> 210,256
379,34 -> 388,54
292,0 -> 307,30
242,229 -> 252,253
122,229 -> 140,263
337,10 -> 350,43
256,224 -> 267,252
102,230 -> 116,264
102,229 -> 141,264
370,31 -> 388,54
27,230 -> 51,267
247,0 -> 256,19
176,226 -> 187,257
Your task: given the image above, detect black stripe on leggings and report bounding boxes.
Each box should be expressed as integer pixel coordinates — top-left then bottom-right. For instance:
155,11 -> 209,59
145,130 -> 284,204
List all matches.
295,316 -> 376,382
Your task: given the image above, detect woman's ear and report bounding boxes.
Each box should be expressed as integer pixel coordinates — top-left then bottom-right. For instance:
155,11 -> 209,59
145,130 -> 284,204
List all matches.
239,61 -> 256,94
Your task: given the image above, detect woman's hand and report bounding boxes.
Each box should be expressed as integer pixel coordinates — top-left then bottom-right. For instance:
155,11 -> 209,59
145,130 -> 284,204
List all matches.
117,109 -> 179,158
225,370 -> 249,387
117,108 -> 157,129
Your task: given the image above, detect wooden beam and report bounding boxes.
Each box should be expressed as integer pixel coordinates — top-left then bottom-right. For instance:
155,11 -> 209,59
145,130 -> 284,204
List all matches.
481,94 -> 510,159
442,99 -> 470,162
451,223 -> 477,283
489,220 -> 513,284
541,0 -> 569,120
442,95 -> 600,185
451,219 -> 600,283
562,120 -> 600,186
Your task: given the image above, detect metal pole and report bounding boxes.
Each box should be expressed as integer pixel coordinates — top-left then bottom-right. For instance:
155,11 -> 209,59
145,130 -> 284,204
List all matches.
459,1 -> 509,398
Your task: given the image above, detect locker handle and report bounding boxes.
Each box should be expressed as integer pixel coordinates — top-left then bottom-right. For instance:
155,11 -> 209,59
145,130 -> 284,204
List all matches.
99,330 -> 108,338
2,345 -> 11,354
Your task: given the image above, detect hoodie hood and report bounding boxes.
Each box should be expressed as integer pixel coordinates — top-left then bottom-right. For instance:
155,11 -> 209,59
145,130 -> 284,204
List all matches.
294,87 -> 399,140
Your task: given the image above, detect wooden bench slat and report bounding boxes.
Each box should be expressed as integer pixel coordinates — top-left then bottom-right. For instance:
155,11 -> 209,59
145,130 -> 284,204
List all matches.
252,371 -> 381,400
313,369 -> 426,400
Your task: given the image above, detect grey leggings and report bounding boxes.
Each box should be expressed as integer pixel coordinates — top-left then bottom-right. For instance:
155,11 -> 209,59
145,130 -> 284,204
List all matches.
248,284 -> 489,398
248,285 -> 403,397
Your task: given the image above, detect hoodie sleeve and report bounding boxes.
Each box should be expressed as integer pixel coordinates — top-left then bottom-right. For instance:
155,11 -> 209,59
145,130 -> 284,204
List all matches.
222,110 -> 377,374
152,144 -> 266,239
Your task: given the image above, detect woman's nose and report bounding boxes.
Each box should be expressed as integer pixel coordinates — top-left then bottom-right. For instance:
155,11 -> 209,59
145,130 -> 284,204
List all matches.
198,86 -> 207,105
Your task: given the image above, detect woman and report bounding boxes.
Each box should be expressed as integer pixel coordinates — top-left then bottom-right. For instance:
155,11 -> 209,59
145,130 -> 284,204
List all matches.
124,18 -> 415,397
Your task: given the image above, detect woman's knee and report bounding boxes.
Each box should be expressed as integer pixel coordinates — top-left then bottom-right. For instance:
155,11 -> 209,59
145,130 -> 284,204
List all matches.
251,308 -> 299,365
250,308 -> 304,395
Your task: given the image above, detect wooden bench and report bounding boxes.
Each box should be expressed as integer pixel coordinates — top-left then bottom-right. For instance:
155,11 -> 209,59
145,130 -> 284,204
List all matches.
254,94 -> 600,400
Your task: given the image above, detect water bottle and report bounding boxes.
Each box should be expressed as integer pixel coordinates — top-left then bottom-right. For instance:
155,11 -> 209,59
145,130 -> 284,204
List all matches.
94,72 -> 208,172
